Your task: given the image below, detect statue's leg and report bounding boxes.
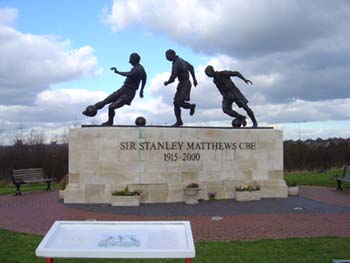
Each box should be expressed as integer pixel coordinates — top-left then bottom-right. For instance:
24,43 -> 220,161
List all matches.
102,97 -> 125,126
243,105 -> 258,127
181,102 -> 191,109
172,103 -> 183,127
180,102 -> 196,116
222,99 -> 247,126
172,89 -> 184,127
222,100 -> 245,118
95,92 -> 118,110
177,81 -> 195,116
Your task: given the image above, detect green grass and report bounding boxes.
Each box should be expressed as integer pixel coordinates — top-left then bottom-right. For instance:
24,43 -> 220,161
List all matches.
0,183 -> 60,196
0,229 -> 349,263
284,169 -> 342,187
0,169 -> 342,196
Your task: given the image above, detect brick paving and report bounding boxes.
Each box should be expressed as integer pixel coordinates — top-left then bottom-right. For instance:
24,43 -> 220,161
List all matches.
1,186 -> 350,241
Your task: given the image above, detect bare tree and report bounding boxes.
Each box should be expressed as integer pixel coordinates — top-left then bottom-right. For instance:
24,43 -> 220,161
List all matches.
24,128 -> 46,145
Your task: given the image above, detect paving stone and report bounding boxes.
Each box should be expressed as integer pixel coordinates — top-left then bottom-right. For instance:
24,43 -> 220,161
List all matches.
0,186 -> 350,241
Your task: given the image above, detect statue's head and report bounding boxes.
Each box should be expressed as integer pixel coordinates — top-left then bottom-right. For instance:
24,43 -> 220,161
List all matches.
165,49 -> 176,61
205,65 -> 215,77
129,53 -> 141,65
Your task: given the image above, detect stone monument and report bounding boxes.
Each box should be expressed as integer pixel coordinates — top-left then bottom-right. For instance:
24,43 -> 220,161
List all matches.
63,54 -> 287,204
62,126 -> 287,204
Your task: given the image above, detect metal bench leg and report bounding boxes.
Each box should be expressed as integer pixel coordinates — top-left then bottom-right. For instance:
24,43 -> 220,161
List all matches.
46,258 -> 53,263
185,258 -> 192,263
46,181 -> 52,191
336,180 -> 343,191
14,183 -> 22,196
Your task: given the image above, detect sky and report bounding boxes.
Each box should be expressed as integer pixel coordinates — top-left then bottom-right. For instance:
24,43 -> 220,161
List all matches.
0,0 -> 349,143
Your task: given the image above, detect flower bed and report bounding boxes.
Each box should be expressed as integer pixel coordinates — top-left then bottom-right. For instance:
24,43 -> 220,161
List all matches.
111,186 -> 141,206
235,184 -> 261,201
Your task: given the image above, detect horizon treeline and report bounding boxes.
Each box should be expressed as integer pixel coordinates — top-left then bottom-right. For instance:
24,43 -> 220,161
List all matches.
0,137 -> 349,182
284,138 -> 350,172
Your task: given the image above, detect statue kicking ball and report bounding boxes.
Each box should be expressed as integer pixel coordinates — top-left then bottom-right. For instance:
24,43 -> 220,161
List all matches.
205,65 -> 258,128
83,53 -> 147,126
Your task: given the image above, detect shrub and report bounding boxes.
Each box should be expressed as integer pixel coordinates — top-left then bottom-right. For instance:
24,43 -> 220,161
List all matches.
186,183 -> 199,188
236,184 -> 261,192
208,191 -> 216,200
112,186 -> 141,196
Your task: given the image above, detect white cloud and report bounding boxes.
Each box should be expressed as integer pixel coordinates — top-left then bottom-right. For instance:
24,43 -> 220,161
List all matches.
0,89 -> 107,123
35,89 -> 107,107
0,7 -> 17,25
102,1 -> 350,105
0,8 -> 101,105
254,98 -> 350,124
102,0 -> 350,57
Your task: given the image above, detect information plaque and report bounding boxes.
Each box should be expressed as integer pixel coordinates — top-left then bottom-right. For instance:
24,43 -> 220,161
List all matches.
36,221 -> 195,262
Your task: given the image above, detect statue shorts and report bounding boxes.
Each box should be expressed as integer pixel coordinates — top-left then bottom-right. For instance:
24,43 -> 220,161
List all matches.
173,79 -> 191,105
222,96 -> 248,111
95,86 -> 136,109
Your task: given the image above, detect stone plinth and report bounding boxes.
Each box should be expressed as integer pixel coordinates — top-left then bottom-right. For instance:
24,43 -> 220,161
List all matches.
63,126 -> 287,204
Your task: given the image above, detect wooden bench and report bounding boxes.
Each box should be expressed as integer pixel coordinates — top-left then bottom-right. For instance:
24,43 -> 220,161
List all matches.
11,168 -> 56,195
332,165 -> 350,191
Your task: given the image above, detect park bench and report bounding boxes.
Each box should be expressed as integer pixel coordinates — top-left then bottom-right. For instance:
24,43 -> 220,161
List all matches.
11,168 -> 56,195
332,165 -> 350,191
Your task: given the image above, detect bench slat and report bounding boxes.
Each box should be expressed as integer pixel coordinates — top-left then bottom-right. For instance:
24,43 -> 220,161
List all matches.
13,171 -> 44,175
14,177 -> 49,182
24,179 -> 53,183
13,174 -> 44,178
13,174 -> 45,178
13,169 -> 43,173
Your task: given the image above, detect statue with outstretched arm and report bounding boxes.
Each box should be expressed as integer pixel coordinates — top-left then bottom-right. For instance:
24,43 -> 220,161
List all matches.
164,49 -> 197,127
83,53 -> 147,126
205,65 -> 257,127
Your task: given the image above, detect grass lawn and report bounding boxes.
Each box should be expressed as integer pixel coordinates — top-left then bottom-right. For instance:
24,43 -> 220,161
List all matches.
284,169 -> 342,188
0,169 -> 343,196
0,182 -> 61,196
0,229 -> 349,263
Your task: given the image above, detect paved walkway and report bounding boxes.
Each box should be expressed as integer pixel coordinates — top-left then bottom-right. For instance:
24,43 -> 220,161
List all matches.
1,186 -> 350,241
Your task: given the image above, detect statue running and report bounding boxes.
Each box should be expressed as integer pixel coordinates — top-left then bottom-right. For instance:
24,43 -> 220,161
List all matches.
164,49 -> 197,127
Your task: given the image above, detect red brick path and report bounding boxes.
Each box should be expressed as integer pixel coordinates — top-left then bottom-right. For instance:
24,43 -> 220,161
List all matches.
1,186 -> 350,241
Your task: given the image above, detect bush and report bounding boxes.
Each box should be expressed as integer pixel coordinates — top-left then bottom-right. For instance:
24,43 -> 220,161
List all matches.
112,186 -> 141,196
236,185 -> 261,192
186,183 -> 199,188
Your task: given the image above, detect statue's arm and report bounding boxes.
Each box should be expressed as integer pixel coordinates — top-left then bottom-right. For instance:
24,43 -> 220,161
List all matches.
228,71 -> 253,85
164,64 -> 178,85
110,66 -> 136,77
115,70 -> 133,77
186,61 -> 198,86
139,71 -> 147,98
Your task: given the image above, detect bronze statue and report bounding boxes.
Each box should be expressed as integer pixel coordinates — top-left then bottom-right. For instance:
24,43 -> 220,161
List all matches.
205,65 -> 258,127
83,53 -> 147,126
164,49 -> 197,127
